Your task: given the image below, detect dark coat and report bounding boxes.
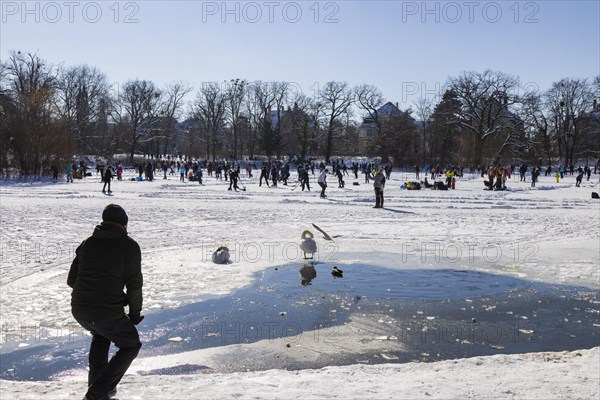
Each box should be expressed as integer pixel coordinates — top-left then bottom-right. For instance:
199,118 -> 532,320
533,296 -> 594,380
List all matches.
103,168 -> 113,182
67,222 -> 143,321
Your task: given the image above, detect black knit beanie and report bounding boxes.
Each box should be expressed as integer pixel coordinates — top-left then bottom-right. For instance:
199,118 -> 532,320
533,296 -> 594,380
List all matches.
102,204 -> 128,226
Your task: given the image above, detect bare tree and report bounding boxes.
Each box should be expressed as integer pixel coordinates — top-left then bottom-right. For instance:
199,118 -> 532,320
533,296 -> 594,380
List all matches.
247,81 -> 277,159
545,78 -> 594,166
243,86 -> 265,159
272,81 -> 290,159
428,90 -> 462,165
320,81 -> 354,163
116,79 -> 162,163
522,91 -> 552,165
282,93 -> 314,160
158,81 -> 192,156
447,70 -> 525,165
412,97 -> 434,164
354,84 -> 385,133
374,111 -> 418,166
0,64 -> 15,174
56,64 -> 113,155
225,79 -> 247,160
194,82 -> 227,161
2,51 -> 70,175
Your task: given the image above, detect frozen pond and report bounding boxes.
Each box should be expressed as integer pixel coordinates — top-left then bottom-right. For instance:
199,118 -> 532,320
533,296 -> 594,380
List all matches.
1,263 -> 598,380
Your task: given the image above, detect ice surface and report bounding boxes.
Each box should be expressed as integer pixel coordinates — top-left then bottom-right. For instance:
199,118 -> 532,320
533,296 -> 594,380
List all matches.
1,169 -> 598,398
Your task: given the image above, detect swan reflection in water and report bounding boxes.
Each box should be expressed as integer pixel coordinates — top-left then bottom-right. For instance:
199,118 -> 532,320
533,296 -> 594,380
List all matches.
299,264 -> 344,286
299,263 -> 317,286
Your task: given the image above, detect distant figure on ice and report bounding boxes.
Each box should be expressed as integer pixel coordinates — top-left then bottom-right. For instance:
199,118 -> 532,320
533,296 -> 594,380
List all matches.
423,176 -> 433,188
576,171 -> 584,187
195,167 -> 203,185
373,167 -> 386,208
531,167 -> 540,187
271,164 -> 279,187
336,167 -> 344,188
51,164 -> 59,181
352,163 -> 359,179
519,164 -> 527,182
281,164 -> 290,185
585,165 -> 592,181
299,164 -> 311,191
228,167 -> 240,191
259,164 -> 269,187
385,165 -> 392,180
67,204 -> 143,400
318,168 -> 329,198
65,164 -> 73,183
102,166 -> 113,194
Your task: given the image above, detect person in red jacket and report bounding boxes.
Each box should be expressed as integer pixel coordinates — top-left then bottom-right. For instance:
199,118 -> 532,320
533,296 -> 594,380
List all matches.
68,204 -> 144,400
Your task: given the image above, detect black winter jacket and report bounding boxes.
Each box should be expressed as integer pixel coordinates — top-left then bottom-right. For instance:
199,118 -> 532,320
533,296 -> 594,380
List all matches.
67,222 -> 143,321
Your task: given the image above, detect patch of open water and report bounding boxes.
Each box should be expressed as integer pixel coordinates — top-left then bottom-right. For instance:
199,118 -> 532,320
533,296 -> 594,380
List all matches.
1,263 -> 598,380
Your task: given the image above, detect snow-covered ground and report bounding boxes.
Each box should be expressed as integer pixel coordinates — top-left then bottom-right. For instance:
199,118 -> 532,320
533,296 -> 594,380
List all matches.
1,168 -> 599,399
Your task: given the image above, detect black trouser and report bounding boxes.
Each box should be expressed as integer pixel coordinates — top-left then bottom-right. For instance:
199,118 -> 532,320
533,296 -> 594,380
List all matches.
260,174 -> 268,186
318,182 -> 327,197
302,179 -> 310,191
375,187 -> 384,207
102,180 -> 111,192
75,315 -> 141,400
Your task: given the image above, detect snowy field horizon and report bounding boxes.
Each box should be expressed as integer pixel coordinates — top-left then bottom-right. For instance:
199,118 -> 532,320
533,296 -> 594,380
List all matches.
1,168 -> 599,399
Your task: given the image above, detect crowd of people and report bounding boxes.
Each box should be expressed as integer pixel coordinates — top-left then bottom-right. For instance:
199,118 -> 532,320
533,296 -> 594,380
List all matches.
48,156 -> 599,203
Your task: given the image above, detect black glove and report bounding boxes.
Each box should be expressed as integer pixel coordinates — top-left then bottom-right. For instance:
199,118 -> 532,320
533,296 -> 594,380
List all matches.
128,314 -> 144,325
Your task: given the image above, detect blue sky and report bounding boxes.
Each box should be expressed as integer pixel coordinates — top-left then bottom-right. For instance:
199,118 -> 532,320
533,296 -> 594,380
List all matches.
1,1 -> 599,108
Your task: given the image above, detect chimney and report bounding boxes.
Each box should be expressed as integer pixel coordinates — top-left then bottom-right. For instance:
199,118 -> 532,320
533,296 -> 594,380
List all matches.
396,102 -> 399,109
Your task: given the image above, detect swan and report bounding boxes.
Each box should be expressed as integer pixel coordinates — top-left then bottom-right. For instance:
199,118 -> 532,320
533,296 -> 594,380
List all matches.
212,246 -> 230,264
300,230 -> 317,259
